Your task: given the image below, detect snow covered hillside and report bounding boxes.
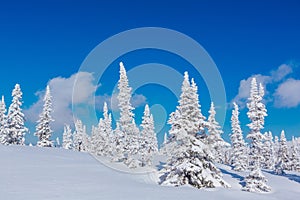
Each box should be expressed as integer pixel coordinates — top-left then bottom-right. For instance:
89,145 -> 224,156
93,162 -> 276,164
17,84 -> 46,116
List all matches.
1,145 -> 300,200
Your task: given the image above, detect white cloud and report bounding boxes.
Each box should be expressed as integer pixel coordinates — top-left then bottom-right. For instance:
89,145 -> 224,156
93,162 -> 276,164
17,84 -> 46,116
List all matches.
95,93 -> 147,111
25,69 -> 147,135
25,72 -> 98,132
231,74 -> 272,108
274,78 -> 300,108
270,64 -> 293,82
130,94 -> 147,108
231,64 -> 293,108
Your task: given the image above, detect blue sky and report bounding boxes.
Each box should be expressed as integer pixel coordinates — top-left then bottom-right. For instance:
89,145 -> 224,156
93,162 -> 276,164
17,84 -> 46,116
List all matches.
0,0 -> 300,144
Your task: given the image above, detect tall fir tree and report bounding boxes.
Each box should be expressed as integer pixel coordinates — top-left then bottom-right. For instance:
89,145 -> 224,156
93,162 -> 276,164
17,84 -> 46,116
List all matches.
159,132 -> 169,155
290,137 -> 300,172
177,73 -> 206,135
117,62 -> 140,168
140,104 -> 158,166
7,84 -> 28,145
160,72 -> 229,189
246,80 -> 267,168
102,102 -> 113,157
207,102 -> 230,163
277,130 -> 290,170
274,135 -> 280,156
243,78 -> 271,193
230,102 -> 247,171
262,131 -> 275,170
35,86 -> 54,147
111,122 -> 125,162
90,125 -> 99,154
62,124 -> 73,150
0,96 -> 9,145
73,119 -> 89,152
93,116 -> 111,156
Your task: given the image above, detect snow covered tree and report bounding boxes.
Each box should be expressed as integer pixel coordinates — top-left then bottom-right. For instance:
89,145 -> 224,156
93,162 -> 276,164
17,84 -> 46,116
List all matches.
62,124 -> 73,150
92,105 -> 113,157
189,78 -> 207,135
0,96 -> 9,145
274,135 -> 280,156
111,122 -> 125,162
117,62 -> 140,168
262,131 -> 275,170
164,73 -> 207,156
101,102 -> 113,156
35,85 -> 54,147
242,167 -> 271,193
207,102 -> 230,164
246,79 -> 267,168
159,127 -> 230,189
160,72 -> 230,189
55,137 -> 60,147
177,73 -> 206,135
7,84 -> 28,145
290,137 -> 300,172
73,119 -> 89,152
276,130 -> 290,170
243,78 -> 271,193
230,102 -> 247,171
90,125 -> 99,154
159,132 -> 169,155
140,104 -> 158,166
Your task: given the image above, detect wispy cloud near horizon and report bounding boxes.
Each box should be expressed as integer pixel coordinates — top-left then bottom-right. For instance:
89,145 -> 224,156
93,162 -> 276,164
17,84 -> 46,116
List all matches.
25,72 -> 147,134
231,64 -> 294,108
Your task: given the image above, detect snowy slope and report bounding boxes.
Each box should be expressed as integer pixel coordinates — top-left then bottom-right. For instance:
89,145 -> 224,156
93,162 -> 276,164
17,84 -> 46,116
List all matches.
1,145 -> 300,200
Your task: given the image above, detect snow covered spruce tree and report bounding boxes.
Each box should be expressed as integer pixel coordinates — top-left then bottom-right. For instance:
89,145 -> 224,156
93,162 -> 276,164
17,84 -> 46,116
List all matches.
274,135 -> 280,156
139,104 -> 158,166
275,130 -> 290,172
62,124 -> 73,150
262,131 -> 275,170
243,78 -> 271,192
73,119 -> 90,152
111,122 -> 125,161
117,62 -> 140,168
90,125 -> 99,153
230,102 -> 247,171
290,137 -> 300,172
35,86 -> 54,147
7,84 -> 28,145
91,103 -> 113,156
207,102 -> 230,164
101,102 -> 113,156
160,72 -> 230,189
0,96 -> 9,145
91,119 -> 105,155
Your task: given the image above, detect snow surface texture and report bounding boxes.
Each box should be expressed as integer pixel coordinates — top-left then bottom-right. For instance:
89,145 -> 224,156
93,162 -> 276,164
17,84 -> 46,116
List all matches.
1,145 -> 300,200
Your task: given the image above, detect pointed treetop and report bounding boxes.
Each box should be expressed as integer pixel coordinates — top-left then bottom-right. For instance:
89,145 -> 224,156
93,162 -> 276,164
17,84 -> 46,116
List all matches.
119,62 -> 126,74
144,104 -> 150,116
233,102 -> 238,110
280,130 -> 286,140
209,102 -> 215,115
120,61 -> 124,69
250,77 -> 258,97
12,83 -> 22,98
103,101 -> 108,113
259,83 -> 265,97
44,85 -> 52,101
191,78 -> 197,88
1,95 -> 4,104
183,71 -> 190,88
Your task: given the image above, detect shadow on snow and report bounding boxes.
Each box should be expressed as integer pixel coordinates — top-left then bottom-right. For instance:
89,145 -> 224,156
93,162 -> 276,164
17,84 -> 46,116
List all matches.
220,168 -> 246,187
264,170 -> 300,184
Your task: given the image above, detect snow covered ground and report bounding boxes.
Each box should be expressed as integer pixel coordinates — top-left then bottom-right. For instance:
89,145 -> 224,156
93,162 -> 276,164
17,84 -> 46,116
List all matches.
1,145 -> 300,200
